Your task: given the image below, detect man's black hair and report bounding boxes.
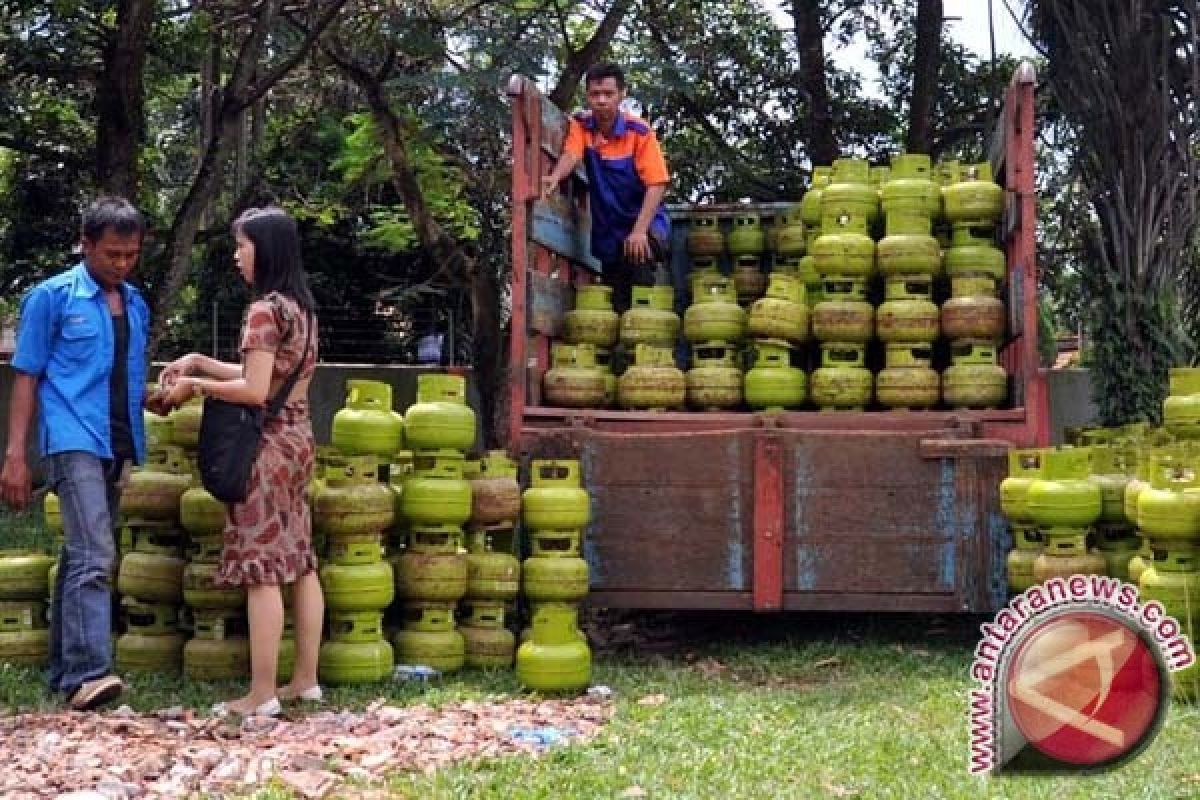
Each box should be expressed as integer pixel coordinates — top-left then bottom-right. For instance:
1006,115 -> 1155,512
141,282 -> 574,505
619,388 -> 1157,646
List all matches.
585,62 -> 626,90
81,196 -> 145,242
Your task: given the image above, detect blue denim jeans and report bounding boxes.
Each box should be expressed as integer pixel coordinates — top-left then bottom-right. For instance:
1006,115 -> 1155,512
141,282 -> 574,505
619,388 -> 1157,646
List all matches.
44,451 -> 125,695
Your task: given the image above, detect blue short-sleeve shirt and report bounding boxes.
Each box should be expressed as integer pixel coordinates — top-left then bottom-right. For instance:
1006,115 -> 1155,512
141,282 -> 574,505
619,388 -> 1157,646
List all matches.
12,262 -> 150,463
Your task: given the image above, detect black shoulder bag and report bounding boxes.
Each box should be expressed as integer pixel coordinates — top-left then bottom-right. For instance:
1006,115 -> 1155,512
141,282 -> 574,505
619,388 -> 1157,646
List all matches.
196,312 -> 312,504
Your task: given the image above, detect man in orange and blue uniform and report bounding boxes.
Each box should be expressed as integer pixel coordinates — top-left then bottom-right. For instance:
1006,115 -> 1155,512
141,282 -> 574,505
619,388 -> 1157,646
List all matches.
542,62 -> 671,311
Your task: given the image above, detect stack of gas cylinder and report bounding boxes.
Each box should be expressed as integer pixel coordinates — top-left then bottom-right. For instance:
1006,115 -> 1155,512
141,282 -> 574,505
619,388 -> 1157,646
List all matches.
0,548 -> 53,667
462,451 -> 522,668
537,153 -> 1009,414
516,459 -> 592,692
618,290 -> 685,410
115,445 -> 190,676
546,286 -> 619,408
393,373 -> 476,674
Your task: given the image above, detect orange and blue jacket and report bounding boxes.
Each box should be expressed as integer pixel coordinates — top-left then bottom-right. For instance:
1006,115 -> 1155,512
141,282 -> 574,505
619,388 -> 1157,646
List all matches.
563,110 -> 670,265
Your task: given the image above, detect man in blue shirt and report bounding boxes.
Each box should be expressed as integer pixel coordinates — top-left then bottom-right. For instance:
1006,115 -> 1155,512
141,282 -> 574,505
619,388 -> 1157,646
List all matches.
1,196 -> 150,710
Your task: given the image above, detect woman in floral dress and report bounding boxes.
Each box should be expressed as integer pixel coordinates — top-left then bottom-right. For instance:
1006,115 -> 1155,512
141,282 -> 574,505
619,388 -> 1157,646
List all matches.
159,206 -> 324,715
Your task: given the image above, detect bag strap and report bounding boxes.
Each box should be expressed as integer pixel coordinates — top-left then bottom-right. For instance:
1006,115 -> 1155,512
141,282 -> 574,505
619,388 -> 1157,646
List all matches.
264,309 -> 312,419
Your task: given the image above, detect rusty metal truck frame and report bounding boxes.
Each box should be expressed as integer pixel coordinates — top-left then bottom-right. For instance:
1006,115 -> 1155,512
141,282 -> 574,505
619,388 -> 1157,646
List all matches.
504,64 -> 1047,614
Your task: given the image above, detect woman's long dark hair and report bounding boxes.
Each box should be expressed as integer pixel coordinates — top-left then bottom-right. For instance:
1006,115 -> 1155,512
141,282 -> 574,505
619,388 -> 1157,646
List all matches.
232,206 -> 316,312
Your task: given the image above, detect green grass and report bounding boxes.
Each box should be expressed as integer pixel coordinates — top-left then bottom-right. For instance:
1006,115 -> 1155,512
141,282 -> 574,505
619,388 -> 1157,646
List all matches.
5,509 -> 1200,798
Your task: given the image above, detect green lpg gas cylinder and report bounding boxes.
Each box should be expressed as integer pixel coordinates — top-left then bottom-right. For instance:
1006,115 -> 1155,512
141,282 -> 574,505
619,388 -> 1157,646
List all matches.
516,603 -> 591,692
941,277 -> 1005,341
328,610 -> 386,643
466,527 -> 520,601
465,452 -> 521,526
314,456 -> 395,535
619,286 -> 680,348
0,551 -> 55,600
117,551 -> 185,604
393,628 -> 465,673
746,272 -> 809,343
877,214 -> 941,277
800,167 -> 833,229
1033,530 -> 1107,583
395,548 -> 468,602
1139,548 -> 1200,619
684,276 -> 746,344
120,446 -> 192,520
332,380 -> 405,457
167,396 -> 203,448
320,638 -> 394,685
185,636 -> 251,682
326,534 -> 384,566
944,225 -> 1006,281
523,554 -> 589,603
116,631 -> 185,673
726,212 -> 766,256
811,344 -> 872,411
686,212 -> 725,256
180,478 -> 227,537
880,153 -> 940,218
1137,461 -> 1200,543
461,604 -> 516,668
618,344 -> 686,411
1001,449 -> 1044,525
544,343 -> 607,408
144,404 -> 173,454
942,341 -> 1007,409
1025,448 -> 1103,532
821,158 -> 878,227
127,522 -> 185,556
183,561 -> 246,609
564,285 -> 619,348
743,339 -> 805,411
400,451 -> 472,528
812,217 -> 875,279
320,560 -> 395,611
1165,368 -> 1200,440
943,162 -> 1004,224
686,342 -> 743,411
404,373 -> 476,452
774,206 -> 806,257
687,257 -> 722,298
812,279 -> 873,343
0,629 -> 49,666
398,602 -> 456,632
732,257 -> 768,306
876,277 -> 938,343
875,346 -> 939,409
122,598 -> 178,635
1089,446 -> 1133,525
0,600 -> 45,633
1007,528 -> 1043,593
524,460 -> 590,530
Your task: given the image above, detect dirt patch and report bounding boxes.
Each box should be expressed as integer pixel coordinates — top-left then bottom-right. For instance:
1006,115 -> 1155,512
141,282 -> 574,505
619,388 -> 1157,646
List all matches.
0,695 -> 614,799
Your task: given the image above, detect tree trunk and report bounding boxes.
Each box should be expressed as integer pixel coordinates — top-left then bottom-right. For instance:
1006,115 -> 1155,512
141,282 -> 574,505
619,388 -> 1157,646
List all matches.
548,0 -> 631,111
147,0 -> 346,354
792,0 -> 838,166
329,47 -> 504,444
95,0 -> 154,198
906,0 -> 942,155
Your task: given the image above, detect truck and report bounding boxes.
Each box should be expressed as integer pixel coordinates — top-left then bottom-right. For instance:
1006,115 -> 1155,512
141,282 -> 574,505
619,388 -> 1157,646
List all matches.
503,62 -> 1047,615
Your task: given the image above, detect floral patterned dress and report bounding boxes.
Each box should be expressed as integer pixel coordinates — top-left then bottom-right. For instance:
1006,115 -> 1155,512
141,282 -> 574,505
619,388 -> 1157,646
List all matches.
217,292 -> 318,587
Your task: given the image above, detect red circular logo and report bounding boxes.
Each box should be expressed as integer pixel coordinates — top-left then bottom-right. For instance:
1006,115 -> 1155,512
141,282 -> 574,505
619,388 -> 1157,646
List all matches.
1005,610 -> 1165,767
